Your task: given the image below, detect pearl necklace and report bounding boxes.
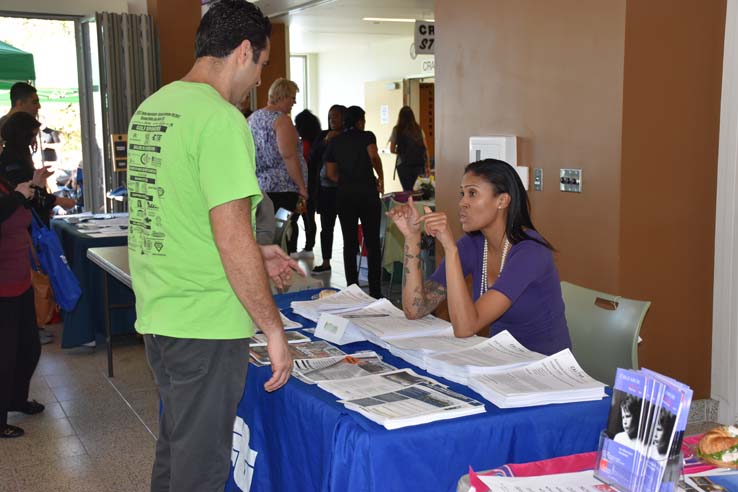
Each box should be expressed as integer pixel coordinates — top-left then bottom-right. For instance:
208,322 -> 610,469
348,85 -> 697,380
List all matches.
481,236 -> 511,296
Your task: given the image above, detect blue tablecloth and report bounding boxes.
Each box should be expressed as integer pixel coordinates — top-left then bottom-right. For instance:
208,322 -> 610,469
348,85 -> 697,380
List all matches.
51,219 -> 136,348
226,289 -> 611,492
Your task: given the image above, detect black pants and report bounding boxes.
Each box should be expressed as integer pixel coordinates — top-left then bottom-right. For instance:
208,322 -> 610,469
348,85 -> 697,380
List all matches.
317,186 -> 338,261
397,165 -> 424,192
145,335 -> 250,492
337,189 -> 382,298
300,196 -> 317,251
268,192 -> 300,253
0,288 -> 41,428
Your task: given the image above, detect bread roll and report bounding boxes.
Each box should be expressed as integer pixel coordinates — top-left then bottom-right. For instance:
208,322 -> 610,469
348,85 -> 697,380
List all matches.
698,426 -> 738,468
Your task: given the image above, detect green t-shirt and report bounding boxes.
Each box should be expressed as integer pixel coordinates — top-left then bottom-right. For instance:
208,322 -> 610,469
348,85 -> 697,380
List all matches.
127,81 -> 261,339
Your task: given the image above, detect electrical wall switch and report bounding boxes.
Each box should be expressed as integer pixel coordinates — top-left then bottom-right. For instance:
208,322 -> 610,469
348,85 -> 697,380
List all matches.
559,168 -> 582,193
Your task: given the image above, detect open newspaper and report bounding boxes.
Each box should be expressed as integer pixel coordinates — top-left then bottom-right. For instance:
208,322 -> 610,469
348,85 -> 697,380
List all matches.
290,284 -> 376,322
292,351 -> 397,384
249,340 -> 345,367
319,369 -> 485,430
468,349 -> 606,408
423,330 -> 546,385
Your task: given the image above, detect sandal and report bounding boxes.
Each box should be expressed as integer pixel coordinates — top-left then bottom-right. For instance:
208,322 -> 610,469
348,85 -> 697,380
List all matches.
0,425 -> 24,438
10,400 -> 45,415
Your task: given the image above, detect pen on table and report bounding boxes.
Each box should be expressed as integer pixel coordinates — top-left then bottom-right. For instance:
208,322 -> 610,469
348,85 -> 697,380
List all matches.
342,314 -> 390,319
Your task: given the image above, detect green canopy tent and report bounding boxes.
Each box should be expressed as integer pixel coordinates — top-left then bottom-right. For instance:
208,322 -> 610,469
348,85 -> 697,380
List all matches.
0,40 -> 36,90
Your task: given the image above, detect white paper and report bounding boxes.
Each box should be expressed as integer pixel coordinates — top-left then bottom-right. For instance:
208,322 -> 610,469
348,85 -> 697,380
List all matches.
318,368 -> 440,400
473,349 -> 604,395
290,284 -> 376,321
477,470 -> 616,491
250,331 -> 310,346
293,351 -> 396,384
255,311 -> 302,332
427,330 -> 546,371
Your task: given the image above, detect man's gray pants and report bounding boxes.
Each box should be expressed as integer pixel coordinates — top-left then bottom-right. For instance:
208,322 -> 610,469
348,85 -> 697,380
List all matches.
144,334 -> 250,492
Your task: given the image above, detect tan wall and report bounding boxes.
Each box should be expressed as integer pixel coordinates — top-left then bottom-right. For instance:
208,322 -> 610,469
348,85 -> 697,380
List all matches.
436,0 -> 725,398
619,0 -> 725,398
147,0 -> 200,85
256,23 -> 288,108
436,0 -> 626,286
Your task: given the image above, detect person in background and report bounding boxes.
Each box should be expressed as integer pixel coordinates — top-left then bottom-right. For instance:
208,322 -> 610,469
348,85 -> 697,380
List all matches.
293,109 -> 322,258
310,104 -> 345,274
0,113 -> 76,224
1,112 -> 75,345
0,82 -> 41,153
388,159 -> 571,355
249,78 -> 308,255
389,106 -> 430,191
0,164 -> 55,438
126,1 -> 299,490
325,105 -> 384,298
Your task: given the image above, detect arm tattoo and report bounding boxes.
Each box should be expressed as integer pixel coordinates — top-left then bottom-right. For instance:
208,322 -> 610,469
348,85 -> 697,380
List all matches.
411,280 -> 446,317
402,240 -> 422,288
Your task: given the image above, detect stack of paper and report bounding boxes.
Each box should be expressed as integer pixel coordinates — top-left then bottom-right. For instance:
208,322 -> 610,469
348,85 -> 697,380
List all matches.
319,369 -> 486,430
386,335 -> 488,369
423,331 -> 547,385
468,349 -> 607,408
290,284 -> 376,322
314,298 -> 454,346
249,340 -> 345,367
292,351 -> 396,384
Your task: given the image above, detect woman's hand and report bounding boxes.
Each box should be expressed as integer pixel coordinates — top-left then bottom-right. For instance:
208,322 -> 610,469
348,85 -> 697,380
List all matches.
418,207 -> 455,249
31,166 -> 53,188
15,181 -> 34,199
386,195 -> 422,238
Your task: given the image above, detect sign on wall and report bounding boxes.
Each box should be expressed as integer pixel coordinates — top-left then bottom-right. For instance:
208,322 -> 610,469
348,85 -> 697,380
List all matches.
414,21 -> 435,55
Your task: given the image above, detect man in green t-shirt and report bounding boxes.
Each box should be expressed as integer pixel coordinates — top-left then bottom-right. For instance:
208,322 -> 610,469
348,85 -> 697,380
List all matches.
126,2 -> 298,490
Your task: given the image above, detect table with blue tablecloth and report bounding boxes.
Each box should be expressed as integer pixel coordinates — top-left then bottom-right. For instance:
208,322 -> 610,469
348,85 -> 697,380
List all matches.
226,289 -> 611,492
51,216 -> 136,348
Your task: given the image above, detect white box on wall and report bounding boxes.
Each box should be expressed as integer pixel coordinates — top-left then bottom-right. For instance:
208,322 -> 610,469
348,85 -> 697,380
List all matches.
468,136 -> 528,190
469,136 -> 517,165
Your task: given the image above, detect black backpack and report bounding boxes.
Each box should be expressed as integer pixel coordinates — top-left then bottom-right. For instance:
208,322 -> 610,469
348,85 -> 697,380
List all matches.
397,132 -> 426,168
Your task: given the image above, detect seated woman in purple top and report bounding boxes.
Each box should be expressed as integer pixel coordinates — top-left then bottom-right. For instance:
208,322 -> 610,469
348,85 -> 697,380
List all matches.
387,159 -> 571,355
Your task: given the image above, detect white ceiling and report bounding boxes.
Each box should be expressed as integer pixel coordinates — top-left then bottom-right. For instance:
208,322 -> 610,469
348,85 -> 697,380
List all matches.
257,0 -> 435,53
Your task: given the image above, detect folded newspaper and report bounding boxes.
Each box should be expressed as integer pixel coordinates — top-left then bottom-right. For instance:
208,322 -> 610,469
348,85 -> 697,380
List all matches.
468,349 -> 607,408
254,311 -> 302,332
319,369 -> 486,430
249,340 -> 345,367
292,351 -> 397,384
250,330 -> 310,347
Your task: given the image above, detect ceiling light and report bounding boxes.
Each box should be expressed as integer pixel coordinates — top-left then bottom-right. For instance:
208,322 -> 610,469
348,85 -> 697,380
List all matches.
363,17 -> 434,23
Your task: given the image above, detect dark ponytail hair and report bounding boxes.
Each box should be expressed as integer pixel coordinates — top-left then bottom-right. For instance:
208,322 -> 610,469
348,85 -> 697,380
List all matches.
464,159 -> 554,250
